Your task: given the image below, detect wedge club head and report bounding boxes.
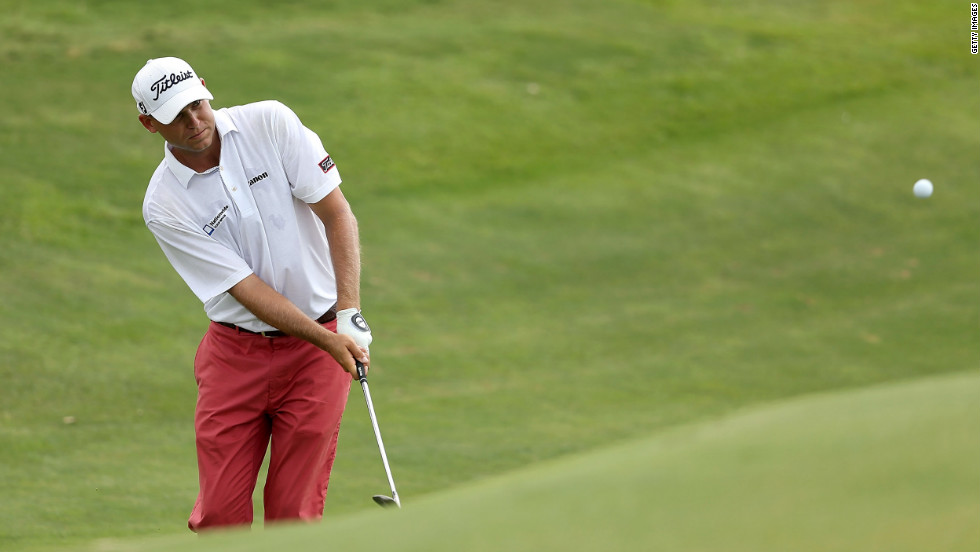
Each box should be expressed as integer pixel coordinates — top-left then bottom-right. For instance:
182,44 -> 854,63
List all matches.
373,494 -> 401,508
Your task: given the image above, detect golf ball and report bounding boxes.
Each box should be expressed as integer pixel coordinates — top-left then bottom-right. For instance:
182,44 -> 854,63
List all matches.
913,179 -> 933,198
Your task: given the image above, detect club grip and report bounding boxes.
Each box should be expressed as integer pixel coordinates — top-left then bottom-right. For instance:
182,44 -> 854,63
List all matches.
355,359 -> 367,381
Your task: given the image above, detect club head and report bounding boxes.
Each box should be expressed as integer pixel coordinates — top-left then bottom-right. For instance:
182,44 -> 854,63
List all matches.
372,494 -> 401,508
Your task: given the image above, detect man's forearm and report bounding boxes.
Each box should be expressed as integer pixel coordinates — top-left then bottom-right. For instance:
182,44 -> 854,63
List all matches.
227,273 -> 367,375
327,213 -> 361,311
311,190 -> 362,311
228,274 -> 336,344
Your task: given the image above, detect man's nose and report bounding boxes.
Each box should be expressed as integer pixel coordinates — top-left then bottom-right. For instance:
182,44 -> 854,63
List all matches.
186,111 -> 202,126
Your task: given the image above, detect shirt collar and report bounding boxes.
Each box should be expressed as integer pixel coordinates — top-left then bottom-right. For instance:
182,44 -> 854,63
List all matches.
164,108 -> 238,188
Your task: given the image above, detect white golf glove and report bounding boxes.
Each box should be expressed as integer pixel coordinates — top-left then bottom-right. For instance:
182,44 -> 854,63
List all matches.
336,308 -> 373,350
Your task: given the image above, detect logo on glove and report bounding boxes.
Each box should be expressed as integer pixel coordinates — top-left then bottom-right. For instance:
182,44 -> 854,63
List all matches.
351,312 -> 370,332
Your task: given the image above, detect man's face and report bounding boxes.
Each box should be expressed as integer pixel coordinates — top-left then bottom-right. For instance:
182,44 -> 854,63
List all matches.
141,99 -> 217,154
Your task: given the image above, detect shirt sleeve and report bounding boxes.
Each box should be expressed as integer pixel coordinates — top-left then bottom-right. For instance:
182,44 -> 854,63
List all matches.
268,101 -> 343,203
146,217 -> 254,303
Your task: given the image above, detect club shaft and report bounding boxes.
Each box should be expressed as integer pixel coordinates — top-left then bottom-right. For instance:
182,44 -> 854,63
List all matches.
359,378 -> 399,500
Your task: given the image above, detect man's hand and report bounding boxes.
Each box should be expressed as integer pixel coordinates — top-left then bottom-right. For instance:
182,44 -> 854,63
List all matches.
327,333 -> 370,378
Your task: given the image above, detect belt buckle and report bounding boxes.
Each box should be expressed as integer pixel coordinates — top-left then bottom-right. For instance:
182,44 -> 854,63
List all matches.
258,330 -> 276,338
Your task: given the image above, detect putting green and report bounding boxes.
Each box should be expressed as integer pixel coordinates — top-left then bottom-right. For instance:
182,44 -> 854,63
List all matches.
85,371 -> 979,552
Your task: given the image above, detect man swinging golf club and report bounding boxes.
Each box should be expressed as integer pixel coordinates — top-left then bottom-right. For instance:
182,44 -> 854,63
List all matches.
133,57 -> 375,531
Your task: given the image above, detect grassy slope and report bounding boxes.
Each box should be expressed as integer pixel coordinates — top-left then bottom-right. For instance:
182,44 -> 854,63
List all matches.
0,0 -> 977,549
82,371 -> 980,552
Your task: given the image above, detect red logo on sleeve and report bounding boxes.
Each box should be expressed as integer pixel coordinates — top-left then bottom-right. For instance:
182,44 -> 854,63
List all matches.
318,155 -> 335,173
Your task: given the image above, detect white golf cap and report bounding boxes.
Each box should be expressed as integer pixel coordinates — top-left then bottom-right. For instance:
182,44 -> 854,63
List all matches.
132,57 -> 213,124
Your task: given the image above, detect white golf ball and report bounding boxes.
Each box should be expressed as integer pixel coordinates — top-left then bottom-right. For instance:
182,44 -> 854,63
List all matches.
913,178 -> 933,198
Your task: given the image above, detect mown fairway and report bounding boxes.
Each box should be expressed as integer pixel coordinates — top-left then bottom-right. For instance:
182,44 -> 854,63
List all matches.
0,1 -> 977,550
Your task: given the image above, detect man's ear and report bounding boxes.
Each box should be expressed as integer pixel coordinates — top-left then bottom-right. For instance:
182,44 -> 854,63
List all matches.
139,114 -> 159,133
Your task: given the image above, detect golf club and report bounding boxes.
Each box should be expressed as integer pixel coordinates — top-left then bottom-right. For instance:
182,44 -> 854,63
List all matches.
355,359 -> 401,508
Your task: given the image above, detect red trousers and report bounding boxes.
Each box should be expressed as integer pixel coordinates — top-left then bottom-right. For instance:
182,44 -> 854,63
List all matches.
188,320 -> 351,532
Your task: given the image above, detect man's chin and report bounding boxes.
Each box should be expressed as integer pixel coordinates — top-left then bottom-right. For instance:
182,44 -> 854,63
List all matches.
181,137 -> 214,153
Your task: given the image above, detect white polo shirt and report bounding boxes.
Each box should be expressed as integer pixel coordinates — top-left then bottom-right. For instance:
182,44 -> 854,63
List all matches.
142,100 -> 342,331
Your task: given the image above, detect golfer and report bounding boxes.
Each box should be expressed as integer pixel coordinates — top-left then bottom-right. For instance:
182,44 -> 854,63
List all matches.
132,57 -> 373,531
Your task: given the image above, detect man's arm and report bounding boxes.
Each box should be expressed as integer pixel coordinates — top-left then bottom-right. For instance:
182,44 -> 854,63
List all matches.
309,187 -> 361,311
227,274 -> 368,376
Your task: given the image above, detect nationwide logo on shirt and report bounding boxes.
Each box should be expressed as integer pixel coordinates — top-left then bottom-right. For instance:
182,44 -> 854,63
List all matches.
318,155 -> 335,173
203,205 -> 230,236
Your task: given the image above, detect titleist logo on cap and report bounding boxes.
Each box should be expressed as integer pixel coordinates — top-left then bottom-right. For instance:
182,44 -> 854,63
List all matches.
132,57 -> 213,123
151,70 -> 194,101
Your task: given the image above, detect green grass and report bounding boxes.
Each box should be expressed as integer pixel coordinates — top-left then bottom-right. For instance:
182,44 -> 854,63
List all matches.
74,371 -> 980,551
0,0 -> 977,550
